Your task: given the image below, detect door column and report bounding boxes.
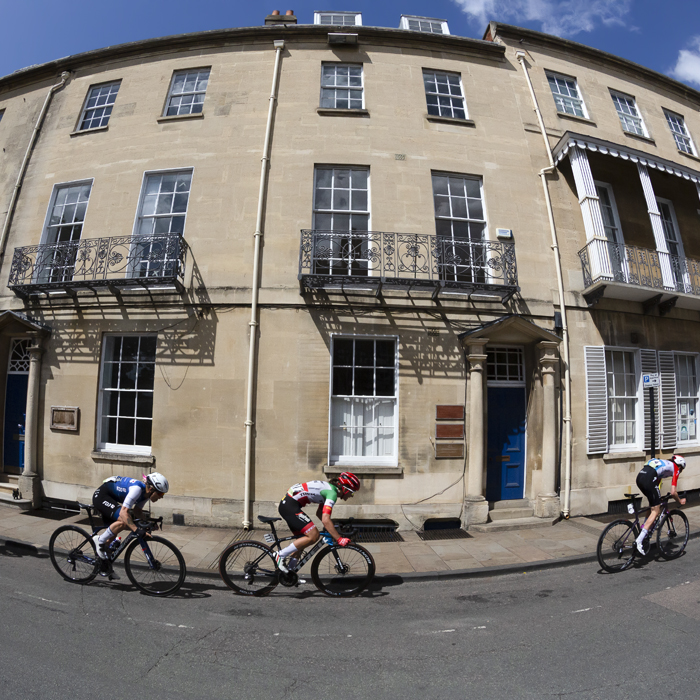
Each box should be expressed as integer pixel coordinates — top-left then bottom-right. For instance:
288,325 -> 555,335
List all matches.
18,333 -> 45,508
464,338 -> 489,526
535,340 -> 560,518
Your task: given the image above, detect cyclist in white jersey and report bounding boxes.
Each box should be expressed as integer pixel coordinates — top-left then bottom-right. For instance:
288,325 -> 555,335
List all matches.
274,472 -> 360,573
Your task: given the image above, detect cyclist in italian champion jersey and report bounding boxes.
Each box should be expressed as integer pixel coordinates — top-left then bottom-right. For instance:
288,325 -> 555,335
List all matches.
635,455 -> 686,553
91,473 -> 169,564
274,472 -> 361,573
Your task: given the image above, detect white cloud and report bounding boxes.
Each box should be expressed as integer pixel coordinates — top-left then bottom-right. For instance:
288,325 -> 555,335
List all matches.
670,37 -> 700,87
451,0 -> 632,38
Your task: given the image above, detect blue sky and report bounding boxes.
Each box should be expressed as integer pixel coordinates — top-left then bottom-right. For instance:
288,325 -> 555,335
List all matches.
2,1 -> 700,88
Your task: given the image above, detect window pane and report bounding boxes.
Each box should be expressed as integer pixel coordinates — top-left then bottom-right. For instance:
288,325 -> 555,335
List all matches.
355,340 -> 374,366
333,367 -> 353,395
354,368 -> 374,395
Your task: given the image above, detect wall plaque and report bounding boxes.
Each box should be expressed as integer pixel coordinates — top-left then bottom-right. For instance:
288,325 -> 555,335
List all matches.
435,443 -> 464,459
436,405 -> 465,421
436,423 -> 465,440
51,406 -> 80,432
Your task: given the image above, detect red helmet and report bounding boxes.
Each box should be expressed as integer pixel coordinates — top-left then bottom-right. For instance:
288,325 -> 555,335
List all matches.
337,472 -> 360,494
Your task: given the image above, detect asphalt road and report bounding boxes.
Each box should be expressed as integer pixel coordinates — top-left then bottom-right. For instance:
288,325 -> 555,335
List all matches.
2,540 -> 700,700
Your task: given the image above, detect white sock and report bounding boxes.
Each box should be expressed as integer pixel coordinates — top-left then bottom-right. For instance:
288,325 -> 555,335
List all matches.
98,528 -> 115,546
279,543 -> 298,558
636,528 -> 648,543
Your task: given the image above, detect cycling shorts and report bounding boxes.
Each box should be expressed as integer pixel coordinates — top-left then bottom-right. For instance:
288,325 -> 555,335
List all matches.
92,483 -> 124,525
278,496 -> 316,536
636,465 -> 661,507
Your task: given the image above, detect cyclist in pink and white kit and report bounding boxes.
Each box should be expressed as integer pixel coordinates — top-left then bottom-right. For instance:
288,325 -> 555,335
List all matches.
274,472 -> 360,573
635,455 -> 686,553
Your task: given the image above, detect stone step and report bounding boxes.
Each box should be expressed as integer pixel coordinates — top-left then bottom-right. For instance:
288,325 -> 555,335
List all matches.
490,499 -> 530,510
0,482 -> 19,495
488,508 -> 535,521
470,516 -> 559,533
0,491 -> 32,511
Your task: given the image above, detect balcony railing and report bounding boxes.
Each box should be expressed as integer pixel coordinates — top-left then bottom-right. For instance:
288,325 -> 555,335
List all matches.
298,230 -> 518,300
578,239 -> 700,299
9,233 -> 187,298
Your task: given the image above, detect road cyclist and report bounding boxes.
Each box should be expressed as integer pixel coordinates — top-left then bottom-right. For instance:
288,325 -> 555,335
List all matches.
634,455 -> 686,554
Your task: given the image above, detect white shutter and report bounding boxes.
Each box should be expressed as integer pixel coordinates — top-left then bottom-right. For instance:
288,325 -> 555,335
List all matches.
659,351 -> 677,450
640,349 -> 658,451
585,346 -> 608,454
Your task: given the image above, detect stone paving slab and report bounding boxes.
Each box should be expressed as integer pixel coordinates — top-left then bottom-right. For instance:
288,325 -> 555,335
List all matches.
1,501 -> 698,579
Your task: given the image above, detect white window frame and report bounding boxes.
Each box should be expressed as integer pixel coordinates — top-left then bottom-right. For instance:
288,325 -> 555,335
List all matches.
486,345 -> 526,387
399,15 -> 449,34
132,168 -> 194,237
594,181 -> 625,245
8,338 -> 31,375
40,179 -> 94,246
96,333 -> 157,455
320,63 -> 364,110
546,71 -> 588,119
610,90 -> 647,137
163,68 -> 211,117
663,109 -> 697,156
78,81 -> 121,131
423,69 -> 467,120
674,353 -> 699,445
314,11 -> 362,25
328,334 -> 399,467
605,347 -> 642,452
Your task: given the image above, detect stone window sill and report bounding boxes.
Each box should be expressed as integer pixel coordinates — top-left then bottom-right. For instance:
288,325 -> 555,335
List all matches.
556,112 -> 597,127
622,130 -> 655,145
70,125 -> 109,137
426,115 -> 475,127
602,450 -> 645,462
316,108 -> 369,117
324,465 -> 402,476
677,149 -> 700,164
91,450 -> 155,465
157,113 -> 204,123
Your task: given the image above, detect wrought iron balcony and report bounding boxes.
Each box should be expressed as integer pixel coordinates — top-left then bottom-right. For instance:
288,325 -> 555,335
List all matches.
298,230 -> 519,301
8,233 -> 187,298
578,238 -> 700,310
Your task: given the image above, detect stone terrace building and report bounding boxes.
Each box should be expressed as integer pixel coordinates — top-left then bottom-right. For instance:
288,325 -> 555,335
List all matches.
0,13 -> 698,529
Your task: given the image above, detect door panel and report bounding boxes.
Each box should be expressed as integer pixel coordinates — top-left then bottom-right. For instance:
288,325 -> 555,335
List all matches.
486,386 -> 526,501
4,374 -> 28,471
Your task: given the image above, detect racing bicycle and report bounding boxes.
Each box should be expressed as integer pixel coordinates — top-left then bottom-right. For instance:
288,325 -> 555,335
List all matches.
596,492 -> 689,573
49,503 -> 186,596
218,515 -> 375,597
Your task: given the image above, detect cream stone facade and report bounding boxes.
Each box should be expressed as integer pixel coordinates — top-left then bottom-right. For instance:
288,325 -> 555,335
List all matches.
0,15 -> 698,529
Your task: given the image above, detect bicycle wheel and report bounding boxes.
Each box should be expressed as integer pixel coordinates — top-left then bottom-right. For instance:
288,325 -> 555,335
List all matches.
218,541 -> 279,596
124,536 -> 186,596
311,544 -> 376,597
49,525 -> 100,583
596,519 -> 637,573
657,509 -> 689,560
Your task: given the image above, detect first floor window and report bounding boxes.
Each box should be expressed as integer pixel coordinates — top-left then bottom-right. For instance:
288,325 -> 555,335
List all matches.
98,335 -> 156,453
675,354 -> 698,443
330,337 -> 397,464
79,82 -> 120,130
423,70 -> 466,120
164,68 -> 210,116
610,90 -> 645,137
664,109 -> 696,155
320,63 -> 363,110
547,71 -> 586,118
606,349 -> 637,447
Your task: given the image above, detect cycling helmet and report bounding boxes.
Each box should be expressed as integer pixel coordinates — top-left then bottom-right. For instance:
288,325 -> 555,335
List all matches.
337,472 -> 360,495
145,472 -> 169,493
672,455 -> 686,471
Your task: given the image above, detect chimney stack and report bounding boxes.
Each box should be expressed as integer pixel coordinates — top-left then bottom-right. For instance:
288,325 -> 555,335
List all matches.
265,9 -> 297,25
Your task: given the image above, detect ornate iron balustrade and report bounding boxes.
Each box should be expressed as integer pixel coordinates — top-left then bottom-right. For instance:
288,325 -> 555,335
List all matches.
578,239 -> 700,296
9,233 -> 187,297
298,230 -> 518,300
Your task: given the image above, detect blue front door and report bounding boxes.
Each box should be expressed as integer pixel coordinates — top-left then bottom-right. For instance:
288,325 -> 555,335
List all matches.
4,374 -> 28,472
486,386 -> 526,501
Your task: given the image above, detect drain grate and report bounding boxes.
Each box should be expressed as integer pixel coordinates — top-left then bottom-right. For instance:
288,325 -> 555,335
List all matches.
336,519 -> 404,543
417,528 -> 471,541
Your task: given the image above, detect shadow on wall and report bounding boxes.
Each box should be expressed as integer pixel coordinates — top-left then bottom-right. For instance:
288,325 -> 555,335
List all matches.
24,252 -> 217,367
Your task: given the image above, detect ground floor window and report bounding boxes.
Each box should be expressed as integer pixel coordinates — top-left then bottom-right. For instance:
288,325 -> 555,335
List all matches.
605,349 -> 637,448
675,354 -> 698,443
329,336 -> 397,465
98,335 -> 156,453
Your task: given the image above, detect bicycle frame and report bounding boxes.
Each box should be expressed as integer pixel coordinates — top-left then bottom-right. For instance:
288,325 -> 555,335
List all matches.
262,519 -> 328,571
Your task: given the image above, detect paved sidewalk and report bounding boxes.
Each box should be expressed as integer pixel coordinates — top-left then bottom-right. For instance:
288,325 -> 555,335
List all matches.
2,503 -> 699,580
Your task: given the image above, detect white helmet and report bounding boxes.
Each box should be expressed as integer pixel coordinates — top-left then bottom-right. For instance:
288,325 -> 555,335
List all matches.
146,472 -> 169,493
672,455 -> 686,471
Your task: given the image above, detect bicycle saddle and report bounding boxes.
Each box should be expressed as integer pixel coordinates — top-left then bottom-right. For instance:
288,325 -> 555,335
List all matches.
258,515 -> 281,523
623,493 -> 640,499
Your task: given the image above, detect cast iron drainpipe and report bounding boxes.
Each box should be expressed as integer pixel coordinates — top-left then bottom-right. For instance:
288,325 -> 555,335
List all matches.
0,71 -> 71,259
515,51 -> 573,518
243,40 -> 285,529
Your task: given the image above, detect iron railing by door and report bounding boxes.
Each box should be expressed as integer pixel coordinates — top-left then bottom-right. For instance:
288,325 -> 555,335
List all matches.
9,233 -> 187,297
